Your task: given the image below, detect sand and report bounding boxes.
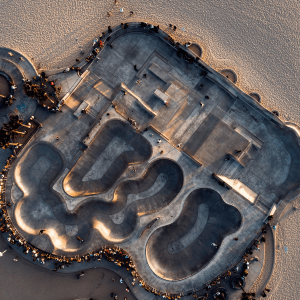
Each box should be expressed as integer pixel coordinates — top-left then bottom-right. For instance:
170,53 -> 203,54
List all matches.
0,0 -> 300,298
267,199 -> 300,300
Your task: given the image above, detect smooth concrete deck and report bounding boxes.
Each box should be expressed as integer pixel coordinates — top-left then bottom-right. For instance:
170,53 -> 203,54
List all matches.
3,26 -> 300,296
0,57 -> 37,125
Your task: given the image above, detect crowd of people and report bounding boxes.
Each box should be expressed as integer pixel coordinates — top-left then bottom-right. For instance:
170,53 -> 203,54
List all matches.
0,163 -> 272,300
23,74 -> 61,112
0,167 -> 182,300
0,133 -> 272,300
0,20 -> 275,300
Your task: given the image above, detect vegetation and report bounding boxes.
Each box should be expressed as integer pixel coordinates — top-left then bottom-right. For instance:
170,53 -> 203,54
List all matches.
0,115 -> 31,149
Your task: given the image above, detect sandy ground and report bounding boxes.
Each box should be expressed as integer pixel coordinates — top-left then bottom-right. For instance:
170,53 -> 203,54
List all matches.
0,0 -> 300,298
0,234 -> 137,300
268,199 -> 300,300
0,0 -> 299,123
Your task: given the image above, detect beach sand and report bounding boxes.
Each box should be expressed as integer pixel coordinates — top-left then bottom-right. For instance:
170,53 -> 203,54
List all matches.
0,0 -> 300,298
267,199 -> 300,300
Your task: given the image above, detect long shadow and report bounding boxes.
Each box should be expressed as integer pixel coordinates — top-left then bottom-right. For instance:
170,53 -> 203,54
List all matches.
63,119 -> 153,197
15,140 -> 184,252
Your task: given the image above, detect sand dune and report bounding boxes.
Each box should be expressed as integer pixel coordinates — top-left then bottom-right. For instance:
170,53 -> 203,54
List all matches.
0,0 -> 300,298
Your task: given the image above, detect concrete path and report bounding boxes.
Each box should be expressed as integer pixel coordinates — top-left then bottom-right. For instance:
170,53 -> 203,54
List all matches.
2,25 -> 300,297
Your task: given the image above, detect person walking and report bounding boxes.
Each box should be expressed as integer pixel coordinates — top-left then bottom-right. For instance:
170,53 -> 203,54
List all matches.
76,271 -> 84,279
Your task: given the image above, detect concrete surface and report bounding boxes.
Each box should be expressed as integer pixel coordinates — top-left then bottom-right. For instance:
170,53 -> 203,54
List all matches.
146,188 -> 241,280
2,27 -> 300,297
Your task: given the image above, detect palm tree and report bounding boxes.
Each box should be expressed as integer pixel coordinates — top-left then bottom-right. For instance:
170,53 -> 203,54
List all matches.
24,82 -> 54,103
9,115 -> 32,129
2,121 -> 25,137
0,115 -> 29,149
0,129 -> 21,149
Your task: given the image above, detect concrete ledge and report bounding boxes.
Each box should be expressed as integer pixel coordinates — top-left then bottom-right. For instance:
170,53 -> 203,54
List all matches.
74,101 -> 89,118
206,72 -> 238,98
154,89 -> 169,103
61,70 -> 89,103
82,120 -> 101,146
149,63 -> 172,83
216,175 -> 258,203
148,125 -> 169,141
116,83 -> 157,117
182,151 -> 202,167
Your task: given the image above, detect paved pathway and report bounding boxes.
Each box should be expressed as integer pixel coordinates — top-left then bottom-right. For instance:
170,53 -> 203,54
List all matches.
2,24 -> 300,297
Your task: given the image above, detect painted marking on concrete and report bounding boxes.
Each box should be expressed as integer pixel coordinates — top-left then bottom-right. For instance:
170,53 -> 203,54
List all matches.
16,102 -> 27,113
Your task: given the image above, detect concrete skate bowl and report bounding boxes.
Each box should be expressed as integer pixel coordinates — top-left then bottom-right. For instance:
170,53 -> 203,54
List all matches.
220,69 -> 237,84
249,92 -> 261,103
188,43 -> 203,58
11,140 -> 183,255
63,119 -> 152,197
146,188 -> 242,281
